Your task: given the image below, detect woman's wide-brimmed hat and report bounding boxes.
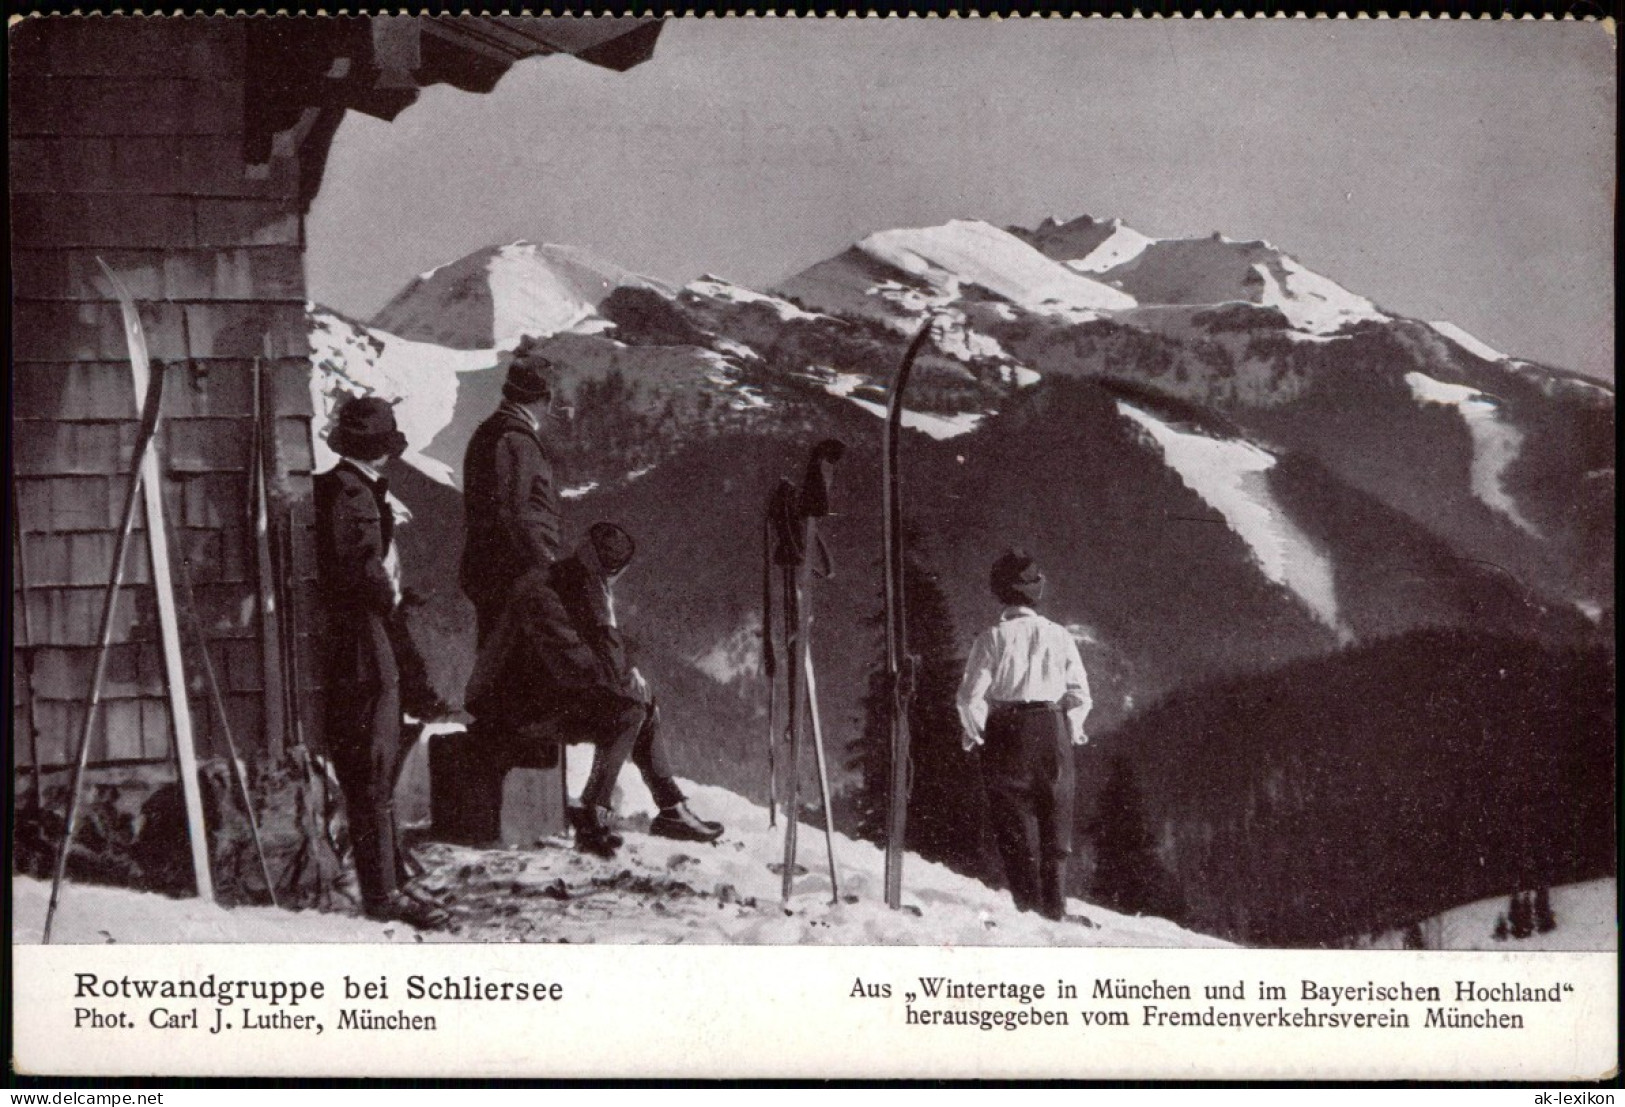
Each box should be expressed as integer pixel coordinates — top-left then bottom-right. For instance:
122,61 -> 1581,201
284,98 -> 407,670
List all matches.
328,395 -> 407,461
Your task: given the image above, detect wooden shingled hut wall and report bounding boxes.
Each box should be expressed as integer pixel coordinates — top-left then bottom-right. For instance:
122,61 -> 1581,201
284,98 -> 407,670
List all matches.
9,15 -> 664,895
11,18 -> 317,776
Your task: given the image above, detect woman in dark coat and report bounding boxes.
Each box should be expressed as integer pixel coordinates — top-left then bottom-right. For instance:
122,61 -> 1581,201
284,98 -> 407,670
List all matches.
314,396 -> 447,928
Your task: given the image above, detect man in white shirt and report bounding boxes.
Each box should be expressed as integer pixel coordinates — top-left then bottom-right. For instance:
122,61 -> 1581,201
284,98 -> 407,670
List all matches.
957,549 -> 1091,921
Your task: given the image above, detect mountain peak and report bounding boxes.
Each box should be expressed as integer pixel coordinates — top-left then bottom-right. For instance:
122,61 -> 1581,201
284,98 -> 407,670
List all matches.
372,240 -> 667,350
774,217 -> 1136,326
1012,213 -> 1155,274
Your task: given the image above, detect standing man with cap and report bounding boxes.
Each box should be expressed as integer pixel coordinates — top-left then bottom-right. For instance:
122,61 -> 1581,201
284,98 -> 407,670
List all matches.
466,521 -> 724,856
956,549 -> 1092,922
461,337 -> 566,644
314,396 -> 447,928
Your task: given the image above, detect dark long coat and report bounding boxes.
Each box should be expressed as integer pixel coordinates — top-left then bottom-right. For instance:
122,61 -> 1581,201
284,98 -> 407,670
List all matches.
312,461 -> 404,906
313,462 -> 398,695
459,405 -> 562,617
465,547 -> 638,733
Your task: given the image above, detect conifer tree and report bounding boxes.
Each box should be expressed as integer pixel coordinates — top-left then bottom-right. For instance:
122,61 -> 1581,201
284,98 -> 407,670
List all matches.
1089,755 -> 1162,916
851,550 -> 990,880
1492,914 -> 1509,942
1533,886 -> 1556,934
1508,891 -> 1534,939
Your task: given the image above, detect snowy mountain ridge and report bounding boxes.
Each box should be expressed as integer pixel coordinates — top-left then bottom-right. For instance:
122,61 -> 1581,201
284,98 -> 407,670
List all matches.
309,213 -> 1611,715
261,210 -> 1622,950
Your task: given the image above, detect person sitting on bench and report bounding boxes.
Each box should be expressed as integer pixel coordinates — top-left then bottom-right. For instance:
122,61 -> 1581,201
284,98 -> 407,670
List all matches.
465,521 -> 723,856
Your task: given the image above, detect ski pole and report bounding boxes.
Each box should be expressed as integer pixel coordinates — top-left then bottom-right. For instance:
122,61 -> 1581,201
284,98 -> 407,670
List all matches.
779,556 -> 802,903
761,501 -> 778,828
43,362 -> 167,944
766,677 -> 778,829
253,353 -> 328,892
12,475 -> 45,813
170,493 -> 280,909
802,638 -> 840,903
260,344 -> 333,829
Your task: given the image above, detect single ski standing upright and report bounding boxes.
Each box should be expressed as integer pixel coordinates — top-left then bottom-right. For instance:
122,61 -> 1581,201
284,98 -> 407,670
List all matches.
882,320 -> 935,910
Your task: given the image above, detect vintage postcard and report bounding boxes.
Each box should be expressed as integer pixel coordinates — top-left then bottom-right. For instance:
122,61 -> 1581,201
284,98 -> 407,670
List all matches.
8,13 -> 1617,1081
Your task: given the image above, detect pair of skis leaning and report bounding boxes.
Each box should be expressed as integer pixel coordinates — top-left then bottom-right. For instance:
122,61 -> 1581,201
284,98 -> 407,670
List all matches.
41,261 -> 296,941
763,320 -> 933,910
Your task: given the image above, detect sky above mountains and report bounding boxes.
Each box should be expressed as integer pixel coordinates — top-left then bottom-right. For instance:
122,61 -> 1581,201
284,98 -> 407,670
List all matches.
306,18 -> 1615,381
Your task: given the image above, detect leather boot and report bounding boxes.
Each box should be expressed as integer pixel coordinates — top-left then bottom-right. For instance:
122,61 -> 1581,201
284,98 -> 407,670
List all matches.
569,804 -> 622,858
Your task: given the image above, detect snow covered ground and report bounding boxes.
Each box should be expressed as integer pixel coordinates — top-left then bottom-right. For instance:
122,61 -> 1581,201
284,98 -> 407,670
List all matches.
1249,256 -> 1385,335
373,241 -> 668,349
307,308 -> 497,487
1404,371 -> 1537,534
686,276 -> 826,322
1117,402 -> 1345,636
1066,219 -> 1156,273
14,775 -> 1228,949
1429,319 -> 1510,364
1352,879 -> 1616,952
486,243 -> 605,346
845,396 -> 987,441
858,220 -> 1137,318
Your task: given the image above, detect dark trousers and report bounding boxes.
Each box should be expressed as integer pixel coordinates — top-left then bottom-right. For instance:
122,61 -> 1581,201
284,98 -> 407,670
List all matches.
386,610 -> 439,717
470,590 -> 504,649
525,692 -> 684,813
982,703 -> 1075,919
325,634 -> 405,912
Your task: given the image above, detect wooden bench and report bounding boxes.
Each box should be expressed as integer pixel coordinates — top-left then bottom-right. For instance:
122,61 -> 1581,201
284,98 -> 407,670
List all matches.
428,724 -> 569,847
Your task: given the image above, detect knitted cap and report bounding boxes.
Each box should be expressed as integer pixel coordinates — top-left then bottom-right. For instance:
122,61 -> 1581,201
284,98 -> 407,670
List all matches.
504,336 -> 554,404
990,548 -> 1045,606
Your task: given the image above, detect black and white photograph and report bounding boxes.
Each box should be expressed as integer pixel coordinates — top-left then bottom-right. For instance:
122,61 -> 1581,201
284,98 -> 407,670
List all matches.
8,13 -> 1617,1080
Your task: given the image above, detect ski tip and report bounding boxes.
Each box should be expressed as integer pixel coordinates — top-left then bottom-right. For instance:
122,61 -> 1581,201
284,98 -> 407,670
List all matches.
94,256 -> 132,299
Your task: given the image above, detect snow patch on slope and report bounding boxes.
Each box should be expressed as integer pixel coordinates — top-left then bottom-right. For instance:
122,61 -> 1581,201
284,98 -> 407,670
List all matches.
862,286 -> 1013,364
1428,320 -> 1508,364
699,351 -> 773,412
847,396 -> 986,440
687,276 -> 826,322
1002,364 -> 1042,388
691,620 -> 763,685
308,309 -> 498,486
1069,220 -> 1156,273
1250,258 -> 1385,334
486,243 -> 601,348
1352,878 -> 1615,952
1404,372 -> 1537,534
858,220 -> 1137,318
1118,403 -> 1345,635
712,337 -> 761,361
816,370 -> 869,398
